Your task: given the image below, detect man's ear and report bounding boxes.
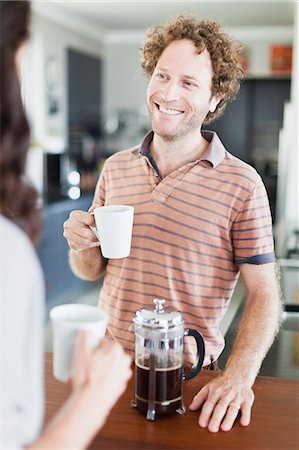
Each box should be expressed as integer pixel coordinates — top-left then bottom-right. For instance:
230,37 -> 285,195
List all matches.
209,95 -> 223,113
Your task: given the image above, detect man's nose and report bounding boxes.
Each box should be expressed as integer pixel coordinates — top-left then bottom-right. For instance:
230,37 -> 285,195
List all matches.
160,81 -> 180,102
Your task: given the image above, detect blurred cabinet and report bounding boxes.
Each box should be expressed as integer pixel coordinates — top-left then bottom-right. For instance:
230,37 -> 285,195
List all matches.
207,77 -> 291,221
68,48 -> 103,195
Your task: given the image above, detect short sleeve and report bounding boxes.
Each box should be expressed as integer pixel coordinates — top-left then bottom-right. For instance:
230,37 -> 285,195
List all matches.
92,159 -> 108,207
231,178 -> 275,266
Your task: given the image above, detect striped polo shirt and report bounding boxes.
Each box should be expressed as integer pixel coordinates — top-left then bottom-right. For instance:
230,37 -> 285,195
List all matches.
92,130 -> 275,366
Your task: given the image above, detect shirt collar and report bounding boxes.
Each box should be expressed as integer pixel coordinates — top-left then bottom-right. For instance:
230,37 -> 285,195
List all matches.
200,130 -> 226,167
132,129 -> 226,168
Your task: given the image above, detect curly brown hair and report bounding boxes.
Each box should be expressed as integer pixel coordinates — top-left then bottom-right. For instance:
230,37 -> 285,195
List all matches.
141,14 -> 244,124
0,0 -> 41,245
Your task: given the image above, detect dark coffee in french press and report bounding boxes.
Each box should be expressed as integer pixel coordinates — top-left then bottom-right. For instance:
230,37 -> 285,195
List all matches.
135,357 -> 183,415
132,298 -> 205,420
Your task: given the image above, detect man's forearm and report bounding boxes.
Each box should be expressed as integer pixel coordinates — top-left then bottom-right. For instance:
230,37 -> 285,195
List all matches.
69,247 -> 107,281
223,283 -> 282,386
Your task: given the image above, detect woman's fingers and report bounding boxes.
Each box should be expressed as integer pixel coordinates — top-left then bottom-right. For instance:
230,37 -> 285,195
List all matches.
71,331 -> 91,388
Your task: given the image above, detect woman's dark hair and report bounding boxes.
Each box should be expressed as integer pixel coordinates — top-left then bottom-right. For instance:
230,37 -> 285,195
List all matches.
141,15 -> 244,124
0,0 -> 41,245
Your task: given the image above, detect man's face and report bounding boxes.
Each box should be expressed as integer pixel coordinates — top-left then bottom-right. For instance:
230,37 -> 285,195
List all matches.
146,39 -> 219,141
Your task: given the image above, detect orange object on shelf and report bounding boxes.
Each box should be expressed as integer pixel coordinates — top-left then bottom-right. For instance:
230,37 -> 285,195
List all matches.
271,45 -> 292,74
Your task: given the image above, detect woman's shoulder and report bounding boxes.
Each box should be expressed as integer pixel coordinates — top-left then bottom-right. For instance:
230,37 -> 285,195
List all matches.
1,214 -> 43,282
2,214 -> 35,253
1,214 -> 45,328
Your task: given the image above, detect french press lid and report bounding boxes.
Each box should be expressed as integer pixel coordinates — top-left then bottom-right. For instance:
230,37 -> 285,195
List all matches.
133,298 -> 184,330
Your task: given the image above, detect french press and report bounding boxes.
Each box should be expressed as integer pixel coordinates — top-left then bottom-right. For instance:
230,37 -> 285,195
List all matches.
132,298 -> 205,420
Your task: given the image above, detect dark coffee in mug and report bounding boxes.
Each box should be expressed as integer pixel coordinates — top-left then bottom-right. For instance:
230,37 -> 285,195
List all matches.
135,357 -> 183,415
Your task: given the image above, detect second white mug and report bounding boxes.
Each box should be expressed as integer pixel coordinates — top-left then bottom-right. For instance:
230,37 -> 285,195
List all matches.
50,303 -> 109,383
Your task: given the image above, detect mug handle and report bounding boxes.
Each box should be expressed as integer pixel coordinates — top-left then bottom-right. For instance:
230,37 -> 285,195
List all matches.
183,329 -> 205,381
89,212 -> 100,240
89,225 -> 99,240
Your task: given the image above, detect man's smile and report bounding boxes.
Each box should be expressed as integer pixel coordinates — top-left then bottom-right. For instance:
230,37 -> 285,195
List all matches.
155,102 -> 184,116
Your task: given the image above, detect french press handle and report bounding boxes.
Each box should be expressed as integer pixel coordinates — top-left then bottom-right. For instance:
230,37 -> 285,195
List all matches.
183,329 -> 205,381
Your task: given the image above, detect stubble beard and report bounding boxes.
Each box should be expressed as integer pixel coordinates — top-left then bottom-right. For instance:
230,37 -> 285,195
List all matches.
149,108 -> 208,142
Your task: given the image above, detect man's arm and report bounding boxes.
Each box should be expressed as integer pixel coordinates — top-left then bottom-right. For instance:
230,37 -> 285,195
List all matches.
189,261 -> 282,432
222,261 -> 282,386
63,210 -> 107,281
69,247 -> 107,281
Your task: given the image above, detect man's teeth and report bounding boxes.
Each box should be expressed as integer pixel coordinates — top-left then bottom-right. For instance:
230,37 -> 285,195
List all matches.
159,105 -> 183,115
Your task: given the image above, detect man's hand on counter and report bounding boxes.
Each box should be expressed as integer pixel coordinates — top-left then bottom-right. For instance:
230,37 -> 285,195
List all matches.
189,372 -> 254,432
190,262 -> 281,433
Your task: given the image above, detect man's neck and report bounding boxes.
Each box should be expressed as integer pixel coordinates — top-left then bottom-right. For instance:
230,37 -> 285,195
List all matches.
150,130 -> 209,178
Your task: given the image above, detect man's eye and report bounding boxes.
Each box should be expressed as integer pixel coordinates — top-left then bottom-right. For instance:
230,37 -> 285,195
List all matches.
156,73 -> 166,79
184,81 -> 197,88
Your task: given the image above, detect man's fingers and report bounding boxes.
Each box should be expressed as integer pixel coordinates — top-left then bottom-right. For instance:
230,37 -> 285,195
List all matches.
64,221 -> 96,242
190,377 -> 254,433
220,403 -> 241,432
206,403 -> 227,433
240,401 -> 252,427
189,385 -> 208,411
67,237 -> 99,252
69,209 -> 95,226
65,222 -> 100,251
77,241 -> 100,252
198,400 -> 216,428
88,203 -> 102,213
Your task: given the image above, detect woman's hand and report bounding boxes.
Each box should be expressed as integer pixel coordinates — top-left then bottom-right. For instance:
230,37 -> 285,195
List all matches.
71,332 -> 132,420
29,333 -> 132,450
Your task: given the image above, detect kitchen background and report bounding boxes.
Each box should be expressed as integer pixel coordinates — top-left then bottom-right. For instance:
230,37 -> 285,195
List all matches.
22,1 -> 298,378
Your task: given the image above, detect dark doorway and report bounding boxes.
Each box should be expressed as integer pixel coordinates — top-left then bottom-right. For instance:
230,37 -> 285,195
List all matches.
67,48 -> 103,193
205,77 -> 291,222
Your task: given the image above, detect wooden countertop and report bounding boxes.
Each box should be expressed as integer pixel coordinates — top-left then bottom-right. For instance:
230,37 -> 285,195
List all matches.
44,352 -> 298,450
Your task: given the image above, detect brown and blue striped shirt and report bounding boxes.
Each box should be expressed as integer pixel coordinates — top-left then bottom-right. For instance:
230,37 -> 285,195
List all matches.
92,130 -> 275,366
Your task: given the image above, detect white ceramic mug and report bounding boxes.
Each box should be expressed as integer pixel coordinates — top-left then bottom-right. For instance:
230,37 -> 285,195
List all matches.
50,303 -> 109,382
92,205 -> 134,259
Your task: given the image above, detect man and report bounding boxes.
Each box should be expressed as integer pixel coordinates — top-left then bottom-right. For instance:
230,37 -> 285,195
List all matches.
64,15 -> 281,433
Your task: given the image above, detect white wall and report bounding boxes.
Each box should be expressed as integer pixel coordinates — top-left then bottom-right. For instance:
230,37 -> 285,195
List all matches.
231,26 -> 293,76
275,4 -> 299,256
103,40 -> 148,116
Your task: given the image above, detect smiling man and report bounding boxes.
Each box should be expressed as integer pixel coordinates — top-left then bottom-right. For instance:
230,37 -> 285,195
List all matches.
64,15 -> 282,433
146,40 -> 221,178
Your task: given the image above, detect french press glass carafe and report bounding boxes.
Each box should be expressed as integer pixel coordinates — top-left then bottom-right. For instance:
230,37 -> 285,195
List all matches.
132,298 -> 205,420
